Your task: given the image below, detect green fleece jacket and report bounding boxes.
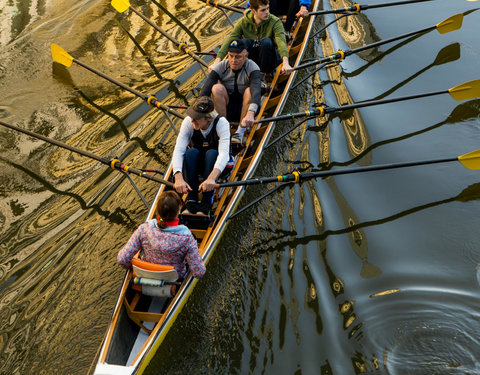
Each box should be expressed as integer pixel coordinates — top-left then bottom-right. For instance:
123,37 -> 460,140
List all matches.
217,10 -> 289,60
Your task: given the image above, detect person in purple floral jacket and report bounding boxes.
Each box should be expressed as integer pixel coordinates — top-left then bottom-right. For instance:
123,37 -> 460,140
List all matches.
117,191 -> 206,279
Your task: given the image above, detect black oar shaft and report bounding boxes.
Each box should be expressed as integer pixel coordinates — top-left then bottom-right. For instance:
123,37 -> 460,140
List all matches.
198,0 -> 244,14
73,58 -> 184,118
345,25 -> 435,56
296,24 -> 435,70
130,7 -> 208,68
218,157 -> 458,188
74,59 -> 146,99
310,0 -> 433,15
0,121 -> 174,187
362,0 -> 434,11
324,89 -> 449,113
258,89 -> 449,123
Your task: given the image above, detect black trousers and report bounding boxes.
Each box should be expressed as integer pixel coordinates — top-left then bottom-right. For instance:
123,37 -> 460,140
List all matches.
270,0 -> 299,32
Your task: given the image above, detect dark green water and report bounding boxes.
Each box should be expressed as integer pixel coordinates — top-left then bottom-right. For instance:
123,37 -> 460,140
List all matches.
1,0 -> 480,374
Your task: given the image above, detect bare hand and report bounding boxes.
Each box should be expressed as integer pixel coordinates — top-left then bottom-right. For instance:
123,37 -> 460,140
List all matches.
199,177 -> 216,192
241,111 -> 255,128
174,173 -> 191,195
296,6 -> 309,18
281,61 -> 293,75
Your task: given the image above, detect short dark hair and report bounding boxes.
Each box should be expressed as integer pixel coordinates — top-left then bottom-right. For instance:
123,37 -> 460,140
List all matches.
250,0 -> 269,11
156,191 -> 182,228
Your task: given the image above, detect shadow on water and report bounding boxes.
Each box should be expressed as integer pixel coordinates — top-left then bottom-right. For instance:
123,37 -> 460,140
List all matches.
248,182 -> 480,256
365,42 -> 461,102
0,157 -> 137,228
326,98 -> 480,168
52,62 -> 165,162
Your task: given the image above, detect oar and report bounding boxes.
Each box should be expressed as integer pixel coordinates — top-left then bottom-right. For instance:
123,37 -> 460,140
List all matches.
0,120 -> 174,188
310,0 -> 434,16
217,149 -> 480,188
50,44 -> 185,122
257,79 -> 480,123
111,0 -> 209,69
197,0 -> 245,14
295,13 -> 463,71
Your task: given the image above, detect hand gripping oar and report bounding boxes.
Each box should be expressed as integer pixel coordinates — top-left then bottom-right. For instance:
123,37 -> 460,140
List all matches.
257,79 -> 480,124
0,120 -> 174,188
295,13 -> 463,71
50,44 -> 185,126
217,149 -> 480,188
111,0 -> 209,70
197,0 -> 245,14
309,0 -> 435,16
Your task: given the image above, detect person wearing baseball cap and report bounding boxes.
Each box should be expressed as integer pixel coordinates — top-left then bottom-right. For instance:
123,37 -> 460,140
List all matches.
212,0 -> 292,76
171,96 -> 232,215
200,38 -> 261,144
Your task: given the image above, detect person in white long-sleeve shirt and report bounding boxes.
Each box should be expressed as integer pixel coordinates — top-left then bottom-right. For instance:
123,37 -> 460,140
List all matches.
172,96 -> 232,215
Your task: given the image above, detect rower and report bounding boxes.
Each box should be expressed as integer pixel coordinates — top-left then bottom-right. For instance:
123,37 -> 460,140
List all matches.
171,96 -> 232,215
246,0 -> 311,35
201,39 -> 261,145
117,191 -> 206,279
212,0 -> 293,77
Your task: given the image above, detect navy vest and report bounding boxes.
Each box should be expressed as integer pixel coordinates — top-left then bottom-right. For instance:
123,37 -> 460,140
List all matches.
190,115 -> 222,153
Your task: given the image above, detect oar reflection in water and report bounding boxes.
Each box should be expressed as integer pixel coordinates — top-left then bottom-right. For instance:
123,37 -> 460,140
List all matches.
248,183 -> 480,257
365,43 -> 461,102
0,157 -> 137,228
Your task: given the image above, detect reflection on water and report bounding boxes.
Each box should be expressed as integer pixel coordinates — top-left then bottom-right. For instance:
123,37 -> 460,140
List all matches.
2,0 -> 480,374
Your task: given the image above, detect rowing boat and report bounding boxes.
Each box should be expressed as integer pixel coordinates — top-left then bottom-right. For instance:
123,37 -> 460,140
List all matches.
91,1 -> 320,374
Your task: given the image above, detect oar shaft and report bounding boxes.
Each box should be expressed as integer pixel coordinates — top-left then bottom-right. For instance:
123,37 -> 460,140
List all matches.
218,157 -> 458,188
198,0 -> 244,14
296,24 -> 435,69
73,58 -> 184,118
74,58 -> 146,99
362,0 -> 434,11
324,89 -> 449,114
0,120 -> 174,187
0,120 -> 109,164
345,25 -> 435,57
310,0 -> 433,15
130,6 -> 208,68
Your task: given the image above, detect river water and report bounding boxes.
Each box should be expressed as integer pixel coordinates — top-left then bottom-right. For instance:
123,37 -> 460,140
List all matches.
1,0 -> 480,374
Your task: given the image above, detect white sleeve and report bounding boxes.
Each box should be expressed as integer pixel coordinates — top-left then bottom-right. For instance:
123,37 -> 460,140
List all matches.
172,117 -> 194,174
213,117 -> 231,173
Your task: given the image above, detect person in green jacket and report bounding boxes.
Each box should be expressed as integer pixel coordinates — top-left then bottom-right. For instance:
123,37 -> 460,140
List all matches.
212,0 -> 292,76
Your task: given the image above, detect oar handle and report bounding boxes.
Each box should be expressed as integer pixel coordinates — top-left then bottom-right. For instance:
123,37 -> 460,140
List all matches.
110,159 -> 174,187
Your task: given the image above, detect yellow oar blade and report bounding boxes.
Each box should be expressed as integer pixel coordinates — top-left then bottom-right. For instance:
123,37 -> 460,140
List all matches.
111,0 -> 130,13
436,13 -> 463,34
50,43 -> 73,67
458,149 -> 480,170
448,79 -> 480,101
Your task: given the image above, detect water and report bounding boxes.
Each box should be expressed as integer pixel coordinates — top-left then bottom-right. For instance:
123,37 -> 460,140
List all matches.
1,0 -> 480,374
